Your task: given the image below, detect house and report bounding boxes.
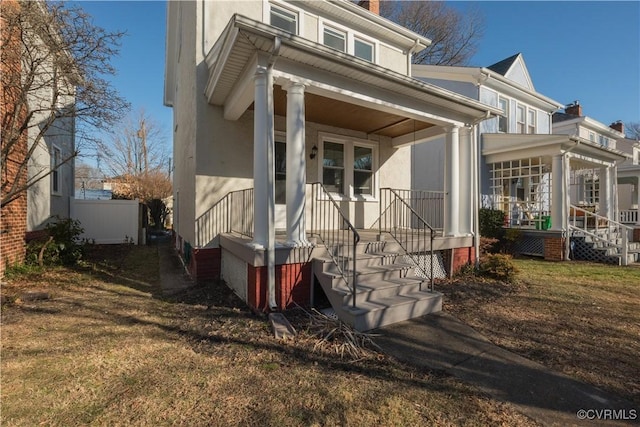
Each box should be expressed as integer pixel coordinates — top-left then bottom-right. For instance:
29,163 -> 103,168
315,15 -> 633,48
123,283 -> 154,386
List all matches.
616,135 -> 640,230
163,0 -> 499,330
412,53 -> 636,265
0,0 -> 76,275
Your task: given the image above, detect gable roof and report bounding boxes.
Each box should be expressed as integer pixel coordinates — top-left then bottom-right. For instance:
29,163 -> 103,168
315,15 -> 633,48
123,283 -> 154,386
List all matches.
487,53 -> 520,76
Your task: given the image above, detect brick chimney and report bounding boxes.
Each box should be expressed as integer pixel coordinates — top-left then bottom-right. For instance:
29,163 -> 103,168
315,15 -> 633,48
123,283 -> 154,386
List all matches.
358,0 -> 379,15
610,121 -> 624,134
565,101 -> 582,117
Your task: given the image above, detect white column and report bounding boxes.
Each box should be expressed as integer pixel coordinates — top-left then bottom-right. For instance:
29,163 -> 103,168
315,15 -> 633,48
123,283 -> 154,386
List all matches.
444,126 -> 460,236
458,126 -> 473,235
599,165 -> 611,219
284,80 -> 309,246
551,154 -> 567,231
251,67 -> 275,250
633,177 -> 640,210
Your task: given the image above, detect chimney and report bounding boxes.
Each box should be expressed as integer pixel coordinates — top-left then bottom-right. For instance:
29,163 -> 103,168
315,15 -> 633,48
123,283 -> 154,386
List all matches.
358,0 -> 380,15
610,121 -> 624,134
565,101 -> 582,117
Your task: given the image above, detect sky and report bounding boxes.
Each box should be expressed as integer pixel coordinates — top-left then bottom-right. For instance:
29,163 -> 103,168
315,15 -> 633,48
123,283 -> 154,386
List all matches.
74,1 -> 639,166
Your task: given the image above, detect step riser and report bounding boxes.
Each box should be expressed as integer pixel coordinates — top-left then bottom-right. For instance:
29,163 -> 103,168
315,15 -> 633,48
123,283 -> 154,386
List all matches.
333,281 -> 426,306
350,294 -> 442,331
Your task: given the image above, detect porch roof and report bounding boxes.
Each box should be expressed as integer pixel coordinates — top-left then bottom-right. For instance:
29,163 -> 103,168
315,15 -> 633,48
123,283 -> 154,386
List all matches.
204,14 -> 500,141
482,133 -> 629,167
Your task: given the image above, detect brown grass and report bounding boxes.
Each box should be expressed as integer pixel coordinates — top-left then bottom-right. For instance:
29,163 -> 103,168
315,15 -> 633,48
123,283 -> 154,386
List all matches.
441,259 -> 640,406
1,244 -> 537,426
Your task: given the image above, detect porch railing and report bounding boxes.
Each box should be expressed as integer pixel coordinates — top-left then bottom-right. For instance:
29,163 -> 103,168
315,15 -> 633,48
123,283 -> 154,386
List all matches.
619,209 -> 639,225
310,182 -> 360,309
569,204 -> 631,265
195,188 -> 254,246
379,188 -> 436,292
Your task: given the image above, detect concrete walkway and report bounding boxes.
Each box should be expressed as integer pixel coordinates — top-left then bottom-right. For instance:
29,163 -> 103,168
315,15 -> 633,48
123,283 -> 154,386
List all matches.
157,242 -> 194,296
373,313 -> 638,426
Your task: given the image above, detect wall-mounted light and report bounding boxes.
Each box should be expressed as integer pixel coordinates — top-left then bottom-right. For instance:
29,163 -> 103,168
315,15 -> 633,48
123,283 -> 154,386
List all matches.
310,145 -> 318,159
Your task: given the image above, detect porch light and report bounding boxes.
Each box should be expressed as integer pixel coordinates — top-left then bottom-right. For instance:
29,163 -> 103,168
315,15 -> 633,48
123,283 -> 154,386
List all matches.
310,145 -> 318,159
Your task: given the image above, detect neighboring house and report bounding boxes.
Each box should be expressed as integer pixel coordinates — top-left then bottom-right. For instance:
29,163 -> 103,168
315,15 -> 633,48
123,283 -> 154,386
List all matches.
0,0 -> 75,274
615,135 -> 640,227
412,53 -> 635,265
164,0 -> 499,330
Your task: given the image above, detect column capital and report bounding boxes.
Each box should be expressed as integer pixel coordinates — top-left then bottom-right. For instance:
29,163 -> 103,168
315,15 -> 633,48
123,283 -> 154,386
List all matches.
443,125 -> 460,134
282,79 -> 306,93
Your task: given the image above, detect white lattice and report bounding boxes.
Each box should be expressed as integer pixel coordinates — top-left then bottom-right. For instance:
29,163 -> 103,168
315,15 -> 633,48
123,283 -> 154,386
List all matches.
401,251 -> 447,280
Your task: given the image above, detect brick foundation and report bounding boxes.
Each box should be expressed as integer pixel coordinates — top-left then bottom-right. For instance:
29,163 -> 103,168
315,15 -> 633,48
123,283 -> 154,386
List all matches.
247,262 -> 312,312
188,247 -> 221,281
544,236 -> 566,261
450,246 -> 476,276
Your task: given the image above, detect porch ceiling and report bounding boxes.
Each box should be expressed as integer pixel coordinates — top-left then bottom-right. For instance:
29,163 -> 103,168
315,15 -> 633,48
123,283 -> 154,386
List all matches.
483,133 -> 628,166
205,15 -> 500,140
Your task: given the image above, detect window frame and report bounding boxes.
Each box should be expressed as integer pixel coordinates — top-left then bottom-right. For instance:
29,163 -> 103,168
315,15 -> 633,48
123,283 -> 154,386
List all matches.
354,36 -> 375,62
322,25 -> 347,52
266,1 -> 302,35
317,132 -> 378,201
51,145 -> 61,195
318,19 -> 378,64
498,97 -> 509,133
516,105 -> 526,134
527,109 -> 536,134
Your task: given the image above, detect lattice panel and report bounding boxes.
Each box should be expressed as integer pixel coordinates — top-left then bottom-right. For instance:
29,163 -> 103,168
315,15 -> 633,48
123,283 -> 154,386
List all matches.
402,251 -> 447,280
514,236 -> 545,257
570,237 -> 619,264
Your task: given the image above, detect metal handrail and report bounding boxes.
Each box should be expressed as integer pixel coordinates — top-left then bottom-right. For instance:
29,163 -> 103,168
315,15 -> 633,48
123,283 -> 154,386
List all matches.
379,188 -> 436,292
569,204 -> 631,265
195,188 -> 254,246
310,182 -> 360,308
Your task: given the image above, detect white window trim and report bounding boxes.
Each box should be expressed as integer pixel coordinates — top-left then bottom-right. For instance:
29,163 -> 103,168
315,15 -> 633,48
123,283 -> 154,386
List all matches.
51,145 -> 62,196
498,96 -> 509,133
516,105 -> 526,134
317,18 -> 379,64
317,132 -> 378,202
265,0 -> 304,36
527,109 -> 536,134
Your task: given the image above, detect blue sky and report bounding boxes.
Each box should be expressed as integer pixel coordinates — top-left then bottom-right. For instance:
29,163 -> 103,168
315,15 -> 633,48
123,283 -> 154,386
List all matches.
75,0 -> 639,165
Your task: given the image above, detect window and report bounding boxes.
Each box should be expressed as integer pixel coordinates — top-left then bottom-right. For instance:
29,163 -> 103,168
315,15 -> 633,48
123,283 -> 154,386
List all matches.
322,141 -> 344,193
320,136 -> 377,198
51,146 -> 61,194
354,38 -> 374,62
270,5 -> 297,34
598,135 -> 609,148
589,132 -> 596,142
323,27 -> 346,52
527,109 -> 536,134
353,146 -> 373,195
498,98 -> 508,133
516,105 -> 525,134
275,141 -> 286,204
633,147 -> 639,165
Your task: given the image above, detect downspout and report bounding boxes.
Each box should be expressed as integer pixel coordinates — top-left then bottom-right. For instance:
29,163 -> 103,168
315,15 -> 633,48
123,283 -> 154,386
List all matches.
266,37 -> 281,311
472,110 -> 491,266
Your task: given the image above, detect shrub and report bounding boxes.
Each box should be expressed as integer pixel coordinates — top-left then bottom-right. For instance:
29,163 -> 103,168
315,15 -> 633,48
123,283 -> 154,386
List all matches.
479,208 -> 505,239
26,217 -> 85,266
479,253 -> 518,283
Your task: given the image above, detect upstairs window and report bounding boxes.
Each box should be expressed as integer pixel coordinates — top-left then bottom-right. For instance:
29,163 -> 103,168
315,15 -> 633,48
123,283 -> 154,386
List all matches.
354,38 -> 374,62
516,105 -> 526,134
498,98 -> 508,133
589,132 -> 596,142
527,109 -> 536,134
270,5 -> 297,34
323,27 -> 346,52
598,135 -> 609,148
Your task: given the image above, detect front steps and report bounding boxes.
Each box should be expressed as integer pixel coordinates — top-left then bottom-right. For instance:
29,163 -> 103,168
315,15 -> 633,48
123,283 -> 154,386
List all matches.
571,228 -> 640,265
312,241 -> 442,331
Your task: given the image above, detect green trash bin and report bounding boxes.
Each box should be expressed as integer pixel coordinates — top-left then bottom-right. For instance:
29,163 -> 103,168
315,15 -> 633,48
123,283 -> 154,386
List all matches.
542,215 -> 551,230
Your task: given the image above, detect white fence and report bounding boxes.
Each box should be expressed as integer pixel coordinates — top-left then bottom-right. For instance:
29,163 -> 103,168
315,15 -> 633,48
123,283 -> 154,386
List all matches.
71,198 -> 141,244
620,209 -> 639,225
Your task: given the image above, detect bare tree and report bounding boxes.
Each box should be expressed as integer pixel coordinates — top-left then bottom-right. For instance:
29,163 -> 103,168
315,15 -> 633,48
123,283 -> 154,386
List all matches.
380,1 -> 484,66
1,0 -> 129,208
104,110 -> 172,228
626,122 -> 640,140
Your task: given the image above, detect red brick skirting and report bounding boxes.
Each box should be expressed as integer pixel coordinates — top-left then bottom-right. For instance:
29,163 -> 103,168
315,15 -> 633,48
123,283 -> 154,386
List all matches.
544,236 -> 566,261
450,246 -> 476,276
248,263 -> 312,312
189,247 -> 221,281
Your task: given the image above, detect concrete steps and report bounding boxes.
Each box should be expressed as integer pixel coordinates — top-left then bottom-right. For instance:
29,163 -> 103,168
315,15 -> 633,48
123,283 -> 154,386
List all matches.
571,228 -> 640,265
313,241 -> 441,332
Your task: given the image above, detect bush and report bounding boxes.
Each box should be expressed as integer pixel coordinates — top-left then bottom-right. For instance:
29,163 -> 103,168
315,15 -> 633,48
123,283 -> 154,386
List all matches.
479,253 -> 518,283
26,217 -> 85,266
479,208 -> 505,239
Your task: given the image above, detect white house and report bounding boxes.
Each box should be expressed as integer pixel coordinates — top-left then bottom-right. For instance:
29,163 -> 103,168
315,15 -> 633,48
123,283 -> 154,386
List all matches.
163,0 -> 499,330
412,54 -> 636,265
616,135 -> 640,228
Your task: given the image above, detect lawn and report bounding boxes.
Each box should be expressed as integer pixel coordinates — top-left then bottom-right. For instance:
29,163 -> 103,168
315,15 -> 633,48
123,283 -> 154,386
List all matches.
440,259 -> 640,406
1,244 -> 535,427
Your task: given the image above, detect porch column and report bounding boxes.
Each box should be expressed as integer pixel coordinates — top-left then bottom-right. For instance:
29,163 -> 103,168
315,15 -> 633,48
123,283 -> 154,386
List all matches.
550,154 -> 568,231
599,165 -> 612,219
284,80 -> 309,246
458,126 -> 473,235
251,67 -> 275,250
444,126 -> 460,236
635,177 -> 640,225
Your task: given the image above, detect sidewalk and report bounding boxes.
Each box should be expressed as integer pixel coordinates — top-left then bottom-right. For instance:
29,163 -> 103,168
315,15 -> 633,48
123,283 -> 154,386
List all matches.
157,242 -> 194,296
373,313 -> 638,426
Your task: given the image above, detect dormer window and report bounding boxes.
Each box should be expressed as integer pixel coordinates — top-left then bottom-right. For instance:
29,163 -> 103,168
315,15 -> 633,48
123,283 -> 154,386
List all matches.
270,5 -> 297,34
323,27 -> 346,52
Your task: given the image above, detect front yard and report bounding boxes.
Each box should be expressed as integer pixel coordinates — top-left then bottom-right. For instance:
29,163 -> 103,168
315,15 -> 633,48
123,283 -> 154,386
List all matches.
440,259 -> 640,406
